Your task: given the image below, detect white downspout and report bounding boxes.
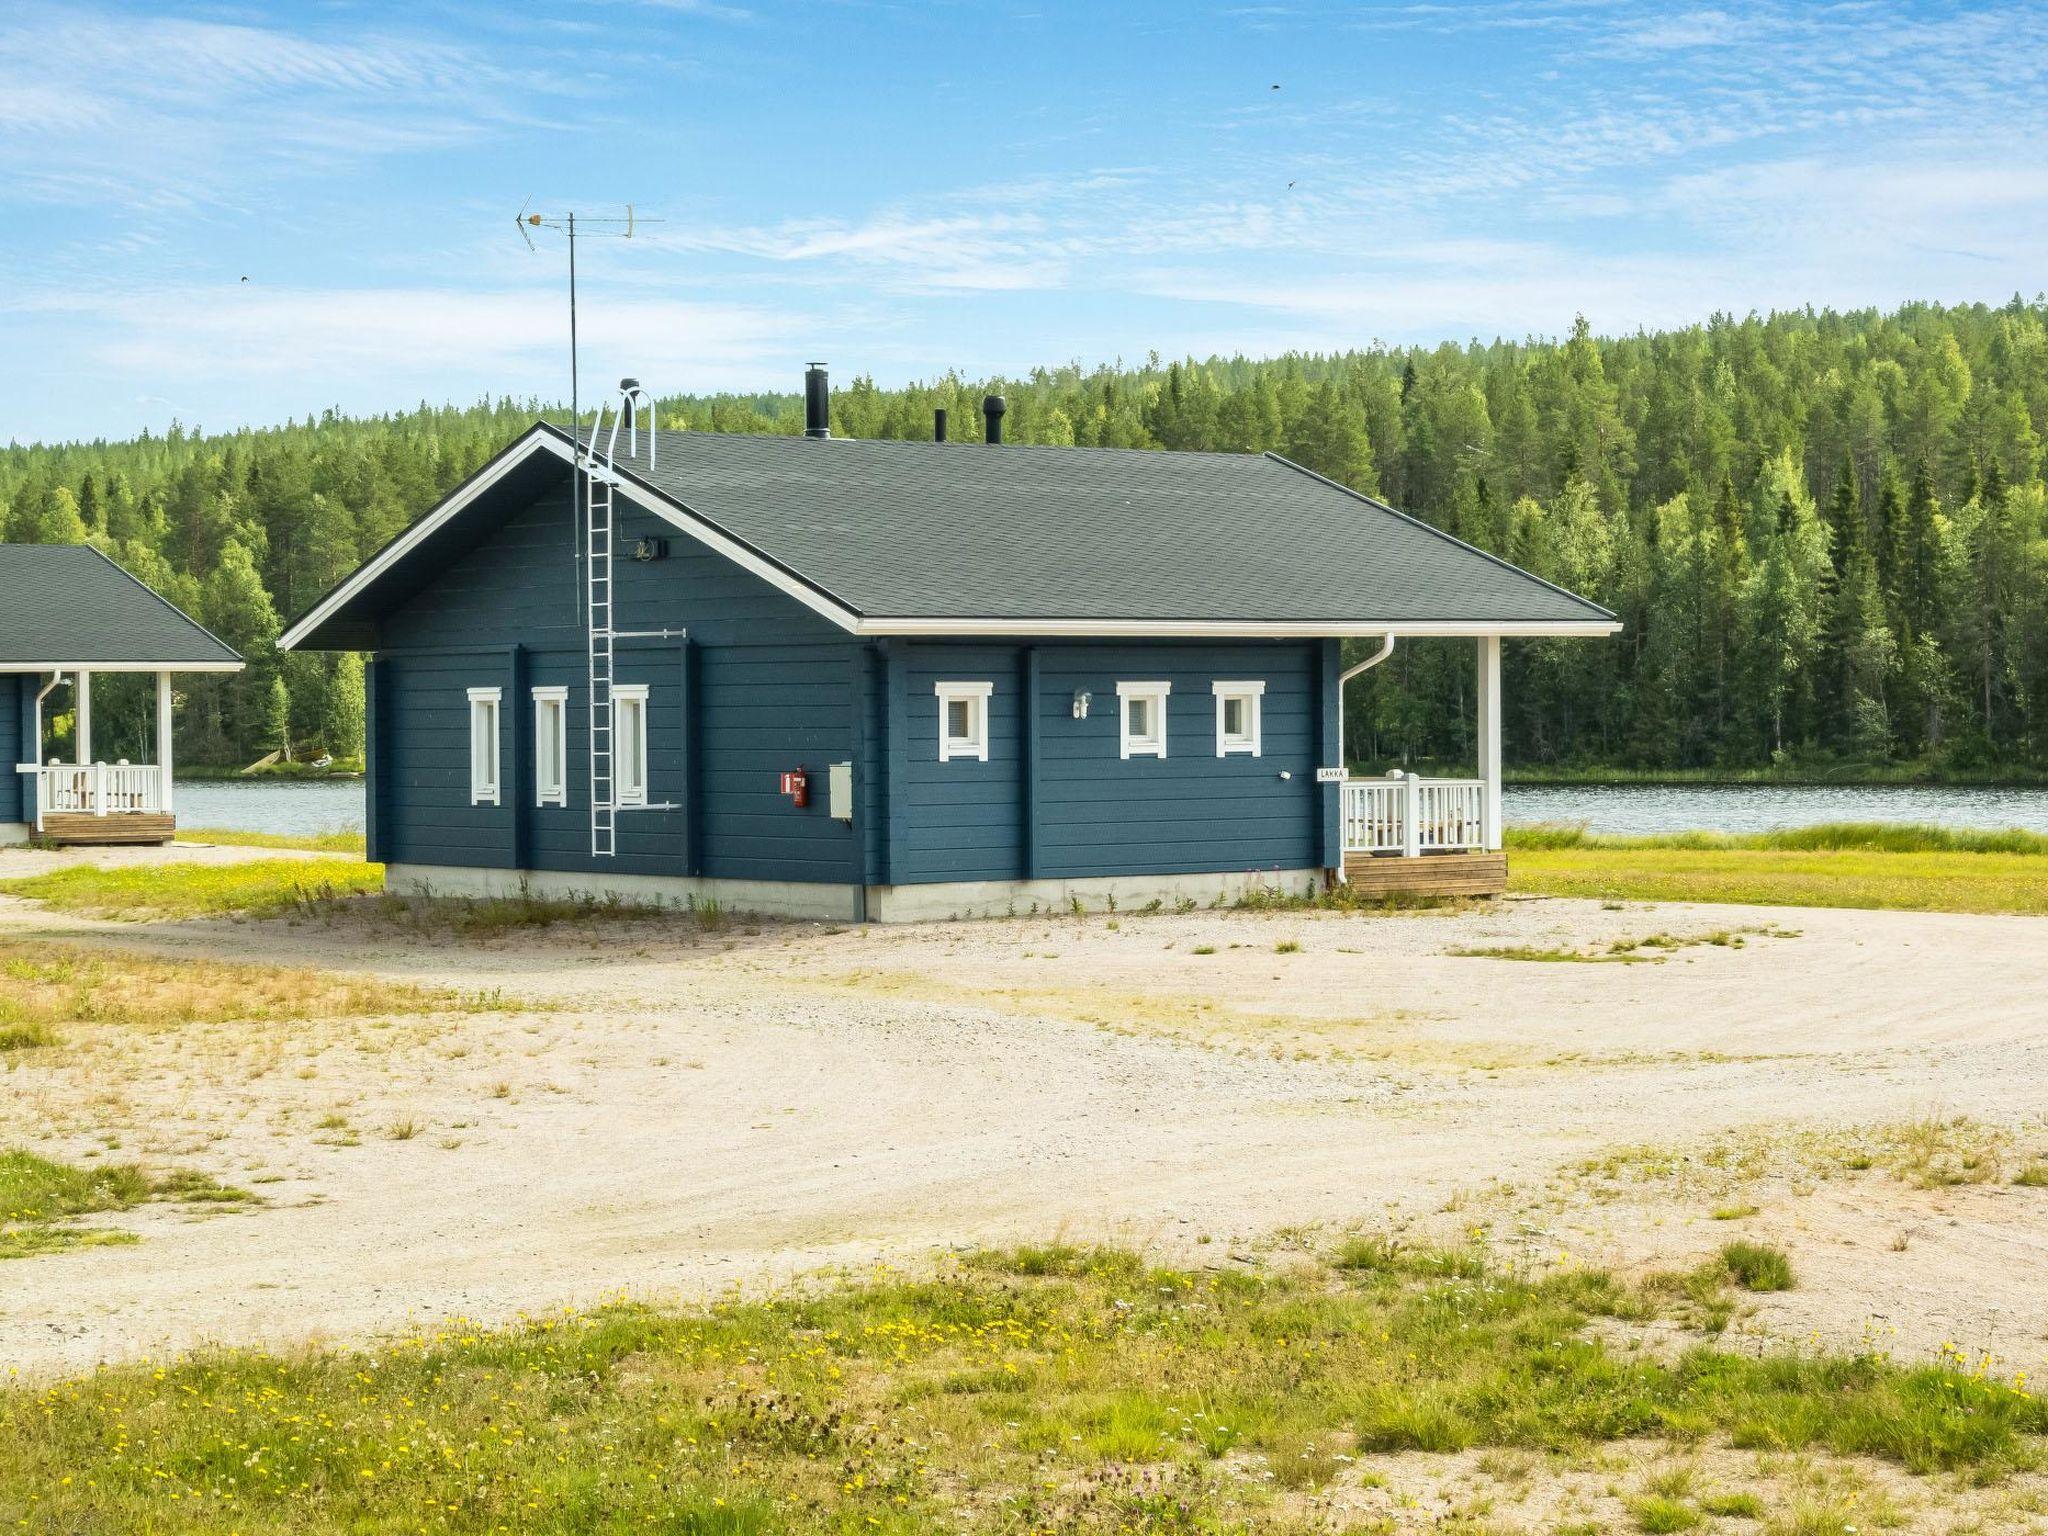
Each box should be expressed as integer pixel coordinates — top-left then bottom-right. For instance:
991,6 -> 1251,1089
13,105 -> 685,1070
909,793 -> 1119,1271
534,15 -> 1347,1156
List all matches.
1334,634 -> 1396,882
28,671 -> 65,834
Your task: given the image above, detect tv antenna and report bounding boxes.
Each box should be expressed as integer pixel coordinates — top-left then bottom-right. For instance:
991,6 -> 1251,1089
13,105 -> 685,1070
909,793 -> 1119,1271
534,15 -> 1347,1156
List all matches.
514,200 -> 661,447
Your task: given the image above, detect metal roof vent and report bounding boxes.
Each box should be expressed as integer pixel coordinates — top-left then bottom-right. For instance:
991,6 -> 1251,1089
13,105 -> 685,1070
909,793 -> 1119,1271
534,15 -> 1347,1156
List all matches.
983,393 -> 1006,444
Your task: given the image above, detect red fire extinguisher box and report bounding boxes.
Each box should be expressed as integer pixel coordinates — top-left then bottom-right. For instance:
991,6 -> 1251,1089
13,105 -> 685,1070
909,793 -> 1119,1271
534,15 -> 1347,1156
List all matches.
779,767 -> 809,808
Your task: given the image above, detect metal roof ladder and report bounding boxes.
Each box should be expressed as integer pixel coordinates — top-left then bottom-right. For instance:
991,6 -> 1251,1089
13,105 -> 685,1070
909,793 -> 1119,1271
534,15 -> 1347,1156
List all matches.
583,379 -> 660,859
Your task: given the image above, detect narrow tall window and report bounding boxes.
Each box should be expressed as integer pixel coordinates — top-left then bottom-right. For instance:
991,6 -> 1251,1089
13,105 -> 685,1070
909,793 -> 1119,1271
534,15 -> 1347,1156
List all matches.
1212,680 -> 1266,757
935,681 -> 993,762
1116,681 -> 1171,759
467,687 -> 501,805
614,684 -> 649,806
533,687 -> 568,807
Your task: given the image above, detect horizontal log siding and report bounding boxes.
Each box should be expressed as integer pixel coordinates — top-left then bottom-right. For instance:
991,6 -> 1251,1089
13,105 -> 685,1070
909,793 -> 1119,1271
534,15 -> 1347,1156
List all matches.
2,676 -> 25,824
372,475 -> 861,885
888,640 -> 1322,885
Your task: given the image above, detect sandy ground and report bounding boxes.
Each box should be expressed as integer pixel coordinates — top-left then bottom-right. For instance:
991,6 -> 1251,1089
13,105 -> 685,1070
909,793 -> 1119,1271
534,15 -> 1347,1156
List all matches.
2,855 -> 2046,1386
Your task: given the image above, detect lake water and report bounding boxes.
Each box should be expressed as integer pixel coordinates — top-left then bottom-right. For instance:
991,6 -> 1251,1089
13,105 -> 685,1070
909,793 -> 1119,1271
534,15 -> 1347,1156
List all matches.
1506,782 -> 2048,836
171,777 -> 2048,840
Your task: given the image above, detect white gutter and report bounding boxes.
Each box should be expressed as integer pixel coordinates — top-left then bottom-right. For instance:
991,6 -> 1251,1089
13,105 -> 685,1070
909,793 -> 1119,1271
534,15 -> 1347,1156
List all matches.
1331,636 -> 1397,884
1335,631 -> 1396,788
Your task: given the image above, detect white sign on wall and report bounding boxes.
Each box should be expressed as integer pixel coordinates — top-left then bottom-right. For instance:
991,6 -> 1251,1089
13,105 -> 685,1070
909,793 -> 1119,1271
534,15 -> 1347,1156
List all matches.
1314,766 -> 1349,784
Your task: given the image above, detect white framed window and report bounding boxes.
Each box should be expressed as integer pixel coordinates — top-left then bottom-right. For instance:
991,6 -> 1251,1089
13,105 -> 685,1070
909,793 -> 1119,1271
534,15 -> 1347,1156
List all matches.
532,686 -> 568,807
1116,681 -> 1171,759
1212,680 -> 1266,757
467,687 -> 501,806
936,681 -> 993,762
614,684 -> 649,806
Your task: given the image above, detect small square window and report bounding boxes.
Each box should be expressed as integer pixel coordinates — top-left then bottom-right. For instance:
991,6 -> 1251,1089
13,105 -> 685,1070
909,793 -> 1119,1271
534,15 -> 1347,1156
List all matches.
1115,681 -> 1171,759
467,687 -> 501,806
936,681 -> 993,762
533,686 -> 568,807
1212,680 -> 1266,757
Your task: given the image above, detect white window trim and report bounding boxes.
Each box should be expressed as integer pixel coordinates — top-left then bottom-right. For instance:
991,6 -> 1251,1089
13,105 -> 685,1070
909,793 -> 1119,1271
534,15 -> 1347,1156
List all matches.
532,686 -> 568,807
467,686 -> 502,806
613,683 -> 650,807
935,681 -> 994,763
1212,679 -> 1267,757
1115,680 -> 1171,760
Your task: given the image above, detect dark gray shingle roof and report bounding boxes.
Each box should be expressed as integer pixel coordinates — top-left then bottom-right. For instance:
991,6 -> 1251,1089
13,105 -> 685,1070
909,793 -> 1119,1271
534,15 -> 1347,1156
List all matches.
564,425 -> 1613,626
0,544 -> 241,667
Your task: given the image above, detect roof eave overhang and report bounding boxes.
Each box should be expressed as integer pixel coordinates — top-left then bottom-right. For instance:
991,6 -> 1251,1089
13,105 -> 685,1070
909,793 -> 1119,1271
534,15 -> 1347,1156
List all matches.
0,659 -> 244,673
850,618 -> 1622,638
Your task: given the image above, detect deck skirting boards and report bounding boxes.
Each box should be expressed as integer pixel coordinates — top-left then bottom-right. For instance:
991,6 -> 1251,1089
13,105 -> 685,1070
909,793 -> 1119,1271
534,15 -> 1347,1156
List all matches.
1341,850 -> 1507,898
38,813 -> 176,847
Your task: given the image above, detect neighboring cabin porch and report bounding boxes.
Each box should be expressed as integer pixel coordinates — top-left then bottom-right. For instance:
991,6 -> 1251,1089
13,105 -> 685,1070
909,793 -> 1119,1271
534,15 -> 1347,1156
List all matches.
13,669 -> 182,846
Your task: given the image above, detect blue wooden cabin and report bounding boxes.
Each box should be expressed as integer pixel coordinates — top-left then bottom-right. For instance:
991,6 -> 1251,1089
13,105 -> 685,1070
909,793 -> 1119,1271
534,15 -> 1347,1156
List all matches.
280,371 -> 1615,919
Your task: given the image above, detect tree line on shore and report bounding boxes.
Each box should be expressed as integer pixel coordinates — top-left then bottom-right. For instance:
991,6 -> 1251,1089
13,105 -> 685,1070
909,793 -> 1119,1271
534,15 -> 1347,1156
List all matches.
3,298 -> 2043,772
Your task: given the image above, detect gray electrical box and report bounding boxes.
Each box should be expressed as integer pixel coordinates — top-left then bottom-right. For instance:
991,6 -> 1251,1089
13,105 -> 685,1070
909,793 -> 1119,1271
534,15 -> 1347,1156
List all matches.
828,760 -> 853,822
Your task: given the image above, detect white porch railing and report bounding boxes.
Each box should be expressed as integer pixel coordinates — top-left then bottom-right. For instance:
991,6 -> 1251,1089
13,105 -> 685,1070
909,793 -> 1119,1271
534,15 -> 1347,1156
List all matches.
18,762 -> 166,822
1341,774 -> 1487,855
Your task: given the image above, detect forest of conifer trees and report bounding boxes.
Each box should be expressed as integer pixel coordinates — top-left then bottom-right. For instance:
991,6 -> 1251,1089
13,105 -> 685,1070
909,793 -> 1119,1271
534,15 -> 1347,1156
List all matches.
3,299 -> 2043,775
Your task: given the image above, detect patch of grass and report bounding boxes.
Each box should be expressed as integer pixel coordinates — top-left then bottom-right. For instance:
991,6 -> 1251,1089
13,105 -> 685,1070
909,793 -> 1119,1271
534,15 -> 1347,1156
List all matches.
1710,1203 -> 1761,1221
1274,939 -> 1301,954
2014,1162 -> 2048,1188
1701,1491 -> 1765,1517
0,1021 -> 59,1052
0,939 -> 483,1029
179,826 -> 367,854
0,1149 -> 249,1258
0,859 -> 382,921
1631,1493 -> 1703,1532
2,1239 -> 2041,1529
1508,820 -> 2048,856
1718,1241 -> 1796,1292
1447,943 -> 1648,963
1510,843 -> 2048,915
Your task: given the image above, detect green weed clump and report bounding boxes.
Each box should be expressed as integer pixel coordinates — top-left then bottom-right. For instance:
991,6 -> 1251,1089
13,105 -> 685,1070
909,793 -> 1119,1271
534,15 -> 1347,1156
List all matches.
1718,1241 -> 1796,1292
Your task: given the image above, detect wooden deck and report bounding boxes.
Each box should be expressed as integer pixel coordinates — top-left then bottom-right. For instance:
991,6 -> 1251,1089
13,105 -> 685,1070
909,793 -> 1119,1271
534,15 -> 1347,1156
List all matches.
38,813 -> 177,847
1341,850 -> 1506,898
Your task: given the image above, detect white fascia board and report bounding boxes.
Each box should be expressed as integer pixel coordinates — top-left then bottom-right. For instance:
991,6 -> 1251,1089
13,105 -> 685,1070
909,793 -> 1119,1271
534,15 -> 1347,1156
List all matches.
850,617 -> 1623,638
0,660 -> 244,673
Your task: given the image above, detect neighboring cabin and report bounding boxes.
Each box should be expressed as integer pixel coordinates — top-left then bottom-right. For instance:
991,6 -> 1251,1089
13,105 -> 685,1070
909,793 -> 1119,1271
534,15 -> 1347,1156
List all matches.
280,372 -> 1616,919
3,543 -> 243,846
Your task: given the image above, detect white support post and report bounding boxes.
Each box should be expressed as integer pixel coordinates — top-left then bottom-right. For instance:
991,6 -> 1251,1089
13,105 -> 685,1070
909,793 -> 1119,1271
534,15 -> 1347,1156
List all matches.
156,671 -> 175,819
74,669 -> 91,767
1477,635 -> 1503,852
1400,772 -> 1420,858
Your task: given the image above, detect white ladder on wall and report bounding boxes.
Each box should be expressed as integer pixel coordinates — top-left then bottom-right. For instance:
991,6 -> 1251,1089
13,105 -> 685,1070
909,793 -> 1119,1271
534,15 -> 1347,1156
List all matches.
582,379 -> 660,859
584,457 -> 618,858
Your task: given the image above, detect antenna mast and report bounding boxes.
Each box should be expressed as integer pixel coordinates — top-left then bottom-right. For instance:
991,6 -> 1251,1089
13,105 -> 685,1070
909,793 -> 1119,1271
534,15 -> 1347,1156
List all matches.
515,201 -> 664,859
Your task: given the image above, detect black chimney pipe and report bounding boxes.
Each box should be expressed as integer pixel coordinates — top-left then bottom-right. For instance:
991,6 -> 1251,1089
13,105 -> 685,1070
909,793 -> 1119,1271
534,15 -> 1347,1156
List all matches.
983,393 -> 1006,444
933,408 -> 948,442
803,363 -> 830,438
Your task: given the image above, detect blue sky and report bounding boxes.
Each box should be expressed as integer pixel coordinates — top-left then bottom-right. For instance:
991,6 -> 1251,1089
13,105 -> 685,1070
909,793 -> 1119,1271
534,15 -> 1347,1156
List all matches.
4,1 -> 2046,445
